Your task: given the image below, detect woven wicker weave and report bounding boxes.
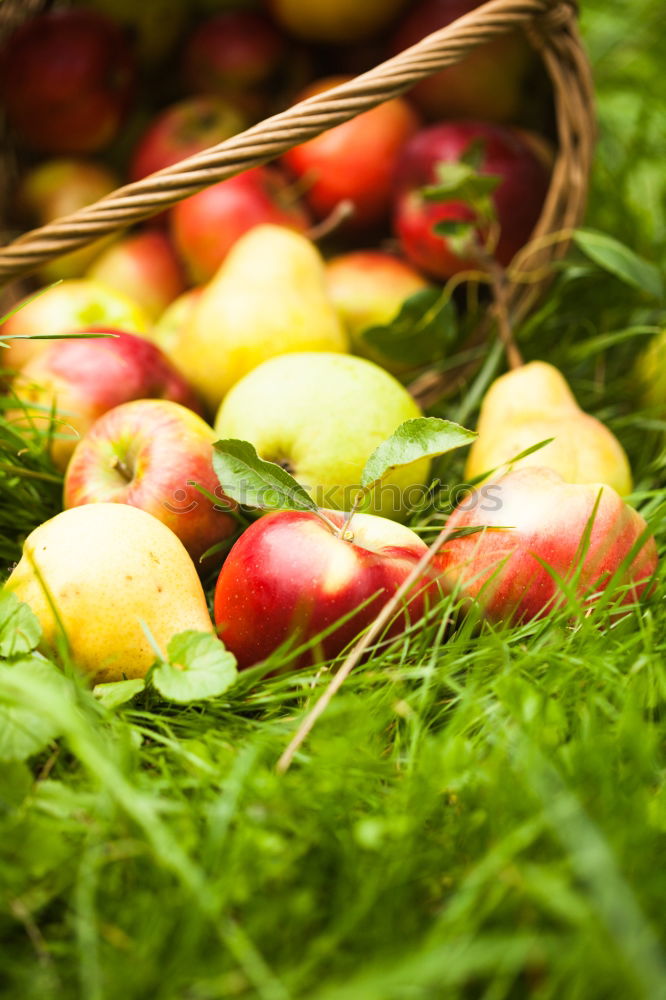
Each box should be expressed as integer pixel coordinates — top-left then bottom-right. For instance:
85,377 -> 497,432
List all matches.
0,0 -> 595,402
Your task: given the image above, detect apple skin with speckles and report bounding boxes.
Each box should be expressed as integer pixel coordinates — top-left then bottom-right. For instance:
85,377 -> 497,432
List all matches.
213,508 -> 439,670
64,398 -> 236,571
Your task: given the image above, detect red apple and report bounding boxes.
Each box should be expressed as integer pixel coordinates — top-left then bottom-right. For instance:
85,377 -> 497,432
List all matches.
392,122 -> 551,279
64,399 -> 236,569
0,9 -> 136,154
390,0 -> 535,123
181,10 -> 287,118
87,229 -> 187,322
281,75 -> 420,233
325,250 -> 430,371
214,508 -> 439,670
435,467 -> 658,623
170,166 -> 311,284
1,279 -> 151,372
11,330 -> 203,471
129,95 -> 246,183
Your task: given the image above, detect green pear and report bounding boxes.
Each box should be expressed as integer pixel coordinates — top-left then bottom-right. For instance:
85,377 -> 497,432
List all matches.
465,361 -> 632,495
177,224 -> 349,412
214,351 -> 429,520
4,503 -> 214,684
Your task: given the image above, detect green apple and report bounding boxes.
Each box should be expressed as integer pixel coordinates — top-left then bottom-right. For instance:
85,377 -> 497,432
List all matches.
214,352 -> 429,520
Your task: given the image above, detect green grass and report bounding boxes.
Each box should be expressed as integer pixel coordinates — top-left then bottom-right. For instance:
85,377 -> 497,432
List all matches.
1,2 -> 666,998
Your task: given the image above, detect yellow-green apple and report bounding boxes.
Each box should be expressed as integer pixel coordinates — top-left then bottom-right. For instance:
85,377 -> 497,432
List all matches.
10,330 -> 203,471
129,95 -> 245,183
152,286 -> 204,360
393,122 -> 551,279
214,508 -> 438,670
465,361 -> 633,495
214,352 -> 428,519
435,466 -> 657,623
1,279 -> 151,372
325,250 -> 430,372
17,158 -> 120,281
281,76 -> 420,233
3,503 -> 214,683
0,9 -> 136,154
390,0 -> 535,123
78,0 -> 188,66
267,0 -> 408,42
181,225 -> 348,411
64,398 -> 236,568
87,229 -> 186,321
170,166 -> 311,284
181,10 -> 287,118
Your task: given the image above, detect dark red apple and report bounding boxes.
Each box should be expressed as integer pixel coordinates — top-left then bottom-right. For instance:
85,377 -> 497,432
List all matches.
390,0 -> 535,123
392,122 -> 551,279
64,398 -> 236,569
281,75 -> 420,233
181,10 -> 286,118
129,95 -> 246,183
0,9 -> 136,154
214,508 -> 439,670
435,467 -> 658,623
170,166 -> 311,284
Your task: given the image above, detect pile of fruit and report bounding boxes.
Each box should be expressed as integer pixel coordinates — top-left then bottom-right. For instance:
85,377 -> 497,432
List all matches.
0,1 -> 660,688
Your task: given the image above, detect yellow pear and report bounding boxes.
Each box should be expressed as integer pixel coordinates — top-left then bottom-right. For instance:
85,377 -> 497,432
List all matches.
4,504 -> 214,684
177,224 -> 349,412
465,361 -> 632,495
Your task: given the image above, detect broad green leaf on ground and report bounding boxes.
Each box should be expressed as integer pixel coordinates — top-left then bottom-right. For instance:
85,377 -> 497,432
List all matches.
573,228 -> 664,299
362,288 -> 458,366
213,439 -> 317,513
0,655 -> 70,761
0,591 -> 41,658
361,418 -> 477,492
150,630 -> 238,703
93,677 -> 146,709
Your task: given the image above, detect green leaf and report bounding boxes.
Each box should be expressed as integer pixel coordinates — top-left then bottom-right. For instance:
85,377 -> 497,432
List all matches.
150,630 -> 238,704
432,220 -> 478,259
93,678 -> 146,709
213,439 -> 318,513
361,418 -> 477,492
361,288 -> 458,365
0,656 -> 70,762
422,160 -> 501,206
0,591 -> 42,658
573,228 -> 664,299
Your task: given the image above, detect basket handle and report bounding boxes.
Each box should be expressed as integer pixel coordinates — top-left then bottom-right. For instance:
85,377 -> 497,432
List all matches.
0,0 -> 591,287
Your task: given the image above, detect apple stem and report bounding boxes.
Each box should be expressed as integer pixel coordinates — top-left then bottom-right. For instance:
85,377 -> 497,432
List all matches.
306,199 -> 355,241
338,491 -> 365,541
314,509 -> 341,534
111,455 -> 133,483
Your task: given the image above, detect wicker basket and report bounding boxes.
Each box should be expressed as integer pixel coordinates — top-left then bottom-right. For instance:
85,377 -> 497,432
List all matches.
0,0 -> 595,404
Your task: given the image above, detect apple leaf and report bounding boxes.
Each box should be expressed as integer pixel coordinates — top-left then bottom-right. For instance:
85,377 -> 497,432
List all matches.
361,288 -> 458,366
93,678 -> 146,709
150,630 -> 238,704
361,418 -> 477,492
213,438 -> 318,513
0,655 -> 70,762
573,229 -> 664,300
421,159 -> 501,208
0,591 -> 42,658
432,220 -> 478,260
